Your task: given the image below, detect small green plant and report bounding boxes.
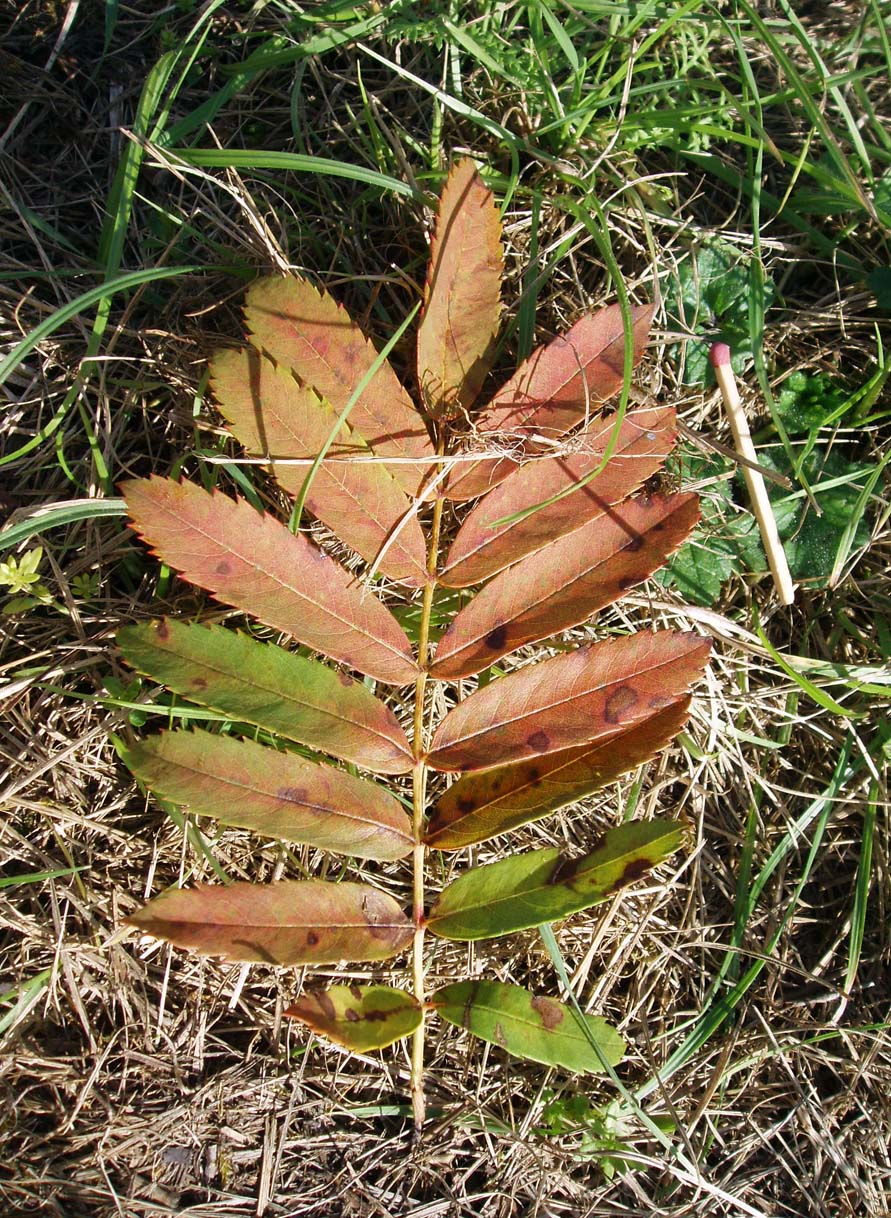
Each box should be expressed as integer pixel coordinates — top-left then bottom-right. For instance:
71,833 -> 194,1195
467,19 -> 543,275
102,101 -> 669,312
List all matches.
661,368 -> 883,604
117,160 -> 709,1130
0,547 -> 53,614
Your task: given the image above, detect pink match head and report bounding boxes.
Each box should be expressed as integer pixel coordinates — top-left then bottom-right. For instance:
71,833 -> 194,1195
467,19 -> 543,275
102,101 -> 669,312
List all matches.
709,342 -> 732,368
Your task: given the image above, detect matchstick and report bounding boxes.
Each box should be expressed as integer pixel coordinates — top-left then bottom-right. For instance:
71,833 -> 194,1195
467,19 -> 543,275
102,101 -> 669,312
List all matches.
709,342 -> 796,606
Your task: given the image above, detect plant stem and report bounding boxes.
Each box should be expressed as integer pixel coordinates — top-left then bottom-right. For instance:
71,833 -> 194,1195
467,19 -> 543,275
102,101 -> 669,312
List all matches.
409,490 -> 444,1137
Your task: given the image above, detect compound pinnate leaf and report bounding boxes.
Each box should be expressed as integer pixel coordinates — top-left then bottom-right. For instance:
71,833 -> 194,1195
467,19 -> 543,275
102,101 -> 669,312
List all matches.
122,730 -> 413,861
432,493 -> 700,679
211,347 -> 428,586
244,275 -> 434,494
117,619 -> 413,774
440,406 -> 676,587
125,880 -> 412,966
286,984 -> 422,1052
417,158 -> 503,414
446,303 -> 654,502
424,699 -> 692,849
432,980 -> 625,1073
426,820 -> 684,940
427,631 -> 709,773
123,477 -> 419,686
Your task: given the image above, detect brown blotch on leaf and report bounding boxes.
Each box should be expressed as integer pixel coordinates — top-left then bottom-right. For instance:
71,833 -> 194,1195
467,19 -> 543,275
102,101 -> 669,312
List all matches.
618,574 -> 642,591
306,930 -> 320,947
155,619 -> 170,640
624,534 -> 644,552
604,685 -> 639,724
344,1008 -> 360,1022
620,857 -> 653,885
278,787 -> 308,806
457,796 -> 476,815
314,989 -> 336,1020
484,624 -> 508,650
215,559 -> 232,575
350,984 -> 363,1001
338,671 -> 355,688
190,676 -> 208,690
531,994 -> 564,1030
549,854 -> 580,885
527,730 -> 550,752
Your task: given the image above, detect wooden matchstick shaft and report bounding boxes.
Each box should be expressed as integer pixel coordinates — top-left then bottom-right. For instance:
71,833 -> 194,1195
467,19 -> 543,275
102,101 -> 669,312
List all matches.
709,343 -> 796,606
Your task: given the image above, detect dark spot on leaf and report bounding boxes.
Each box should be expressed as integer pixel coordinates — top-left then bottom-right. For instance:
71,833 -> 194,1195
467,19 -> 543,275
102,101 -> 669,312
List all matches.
549,854 -> 579,885
155,620 -> 169,640
457,796 -> 476,815
621,857 -> 652,885
648,693 -> 672,709
305,931 -> 320,947
315,989 -> 336,1020
350,984 -> 363,1001
625,535 -> 644,552
190,676 -> 208,690
526,766 -> 542,788
216,559 -> 232,575
485,624 -> 508,650
527,730 -> 550,752
278,787 -> 308,805
531,995 -> 564,1030
344,1008 -> 360,1022
494,1020 -> 508,1048
365,1009 -> 389,1022
338,672 -> 354,688
618,575 -> 642,591
604,685 -> 639,724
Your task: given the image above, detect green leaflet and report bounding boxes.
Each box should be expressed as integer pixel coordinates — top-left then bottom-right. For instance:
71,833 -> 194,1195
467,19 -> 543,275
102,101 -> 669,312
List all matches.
121,729 -> 413,862
432,980 -> 625,1073
426,820 -> 684,940
117,619 -> 413,774
286,985 -> 422,1051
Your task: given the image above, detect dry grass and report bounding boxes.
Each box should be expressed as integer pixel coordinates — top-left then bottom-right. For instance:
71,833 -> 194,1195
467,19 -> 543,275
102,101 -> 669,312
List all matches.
2,3 -> 890,1216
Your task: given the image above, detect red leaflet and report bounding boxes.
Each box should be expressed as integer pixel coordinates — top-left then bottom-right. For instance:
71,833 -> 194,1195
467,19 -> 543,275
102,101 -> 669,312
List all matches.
211,347 -> 428,586
440,405 -> 676,587
125,880 -> 413,966
416,158 -> 503,414
432,493 -> 700,679
244,275 -> 434,495
446,303 -> 654,501
427,631 -> 710,773
123,477 -> 419,685
424,699 -> 693,849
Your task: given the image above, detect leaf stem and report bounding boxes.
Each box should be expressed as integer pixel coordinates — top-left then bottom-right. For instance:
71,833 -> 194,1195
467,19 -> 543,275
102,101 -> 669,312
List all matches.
409,488 -> 445,1137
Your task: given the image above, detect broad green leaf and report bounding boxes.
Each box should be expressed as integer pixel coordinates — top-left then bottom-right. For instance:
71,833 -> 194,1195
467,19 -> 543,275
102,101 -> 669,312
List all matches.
446,303 -> 654,502
117,619 -> 413,774
211,347 -> 428,586
416,158 -> 503,414
432,493 -> 700,679
425,699 -> 692,849
427,820 -> 684,940
125,879 -> 412,965
427,630 -> 710,773
286,984 -> 422,1051
244,275 -> 434,494
121,730 -> 413,861
123,477 -> 419,686
440,406 -> 676,587
432,980 -> 624,1073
